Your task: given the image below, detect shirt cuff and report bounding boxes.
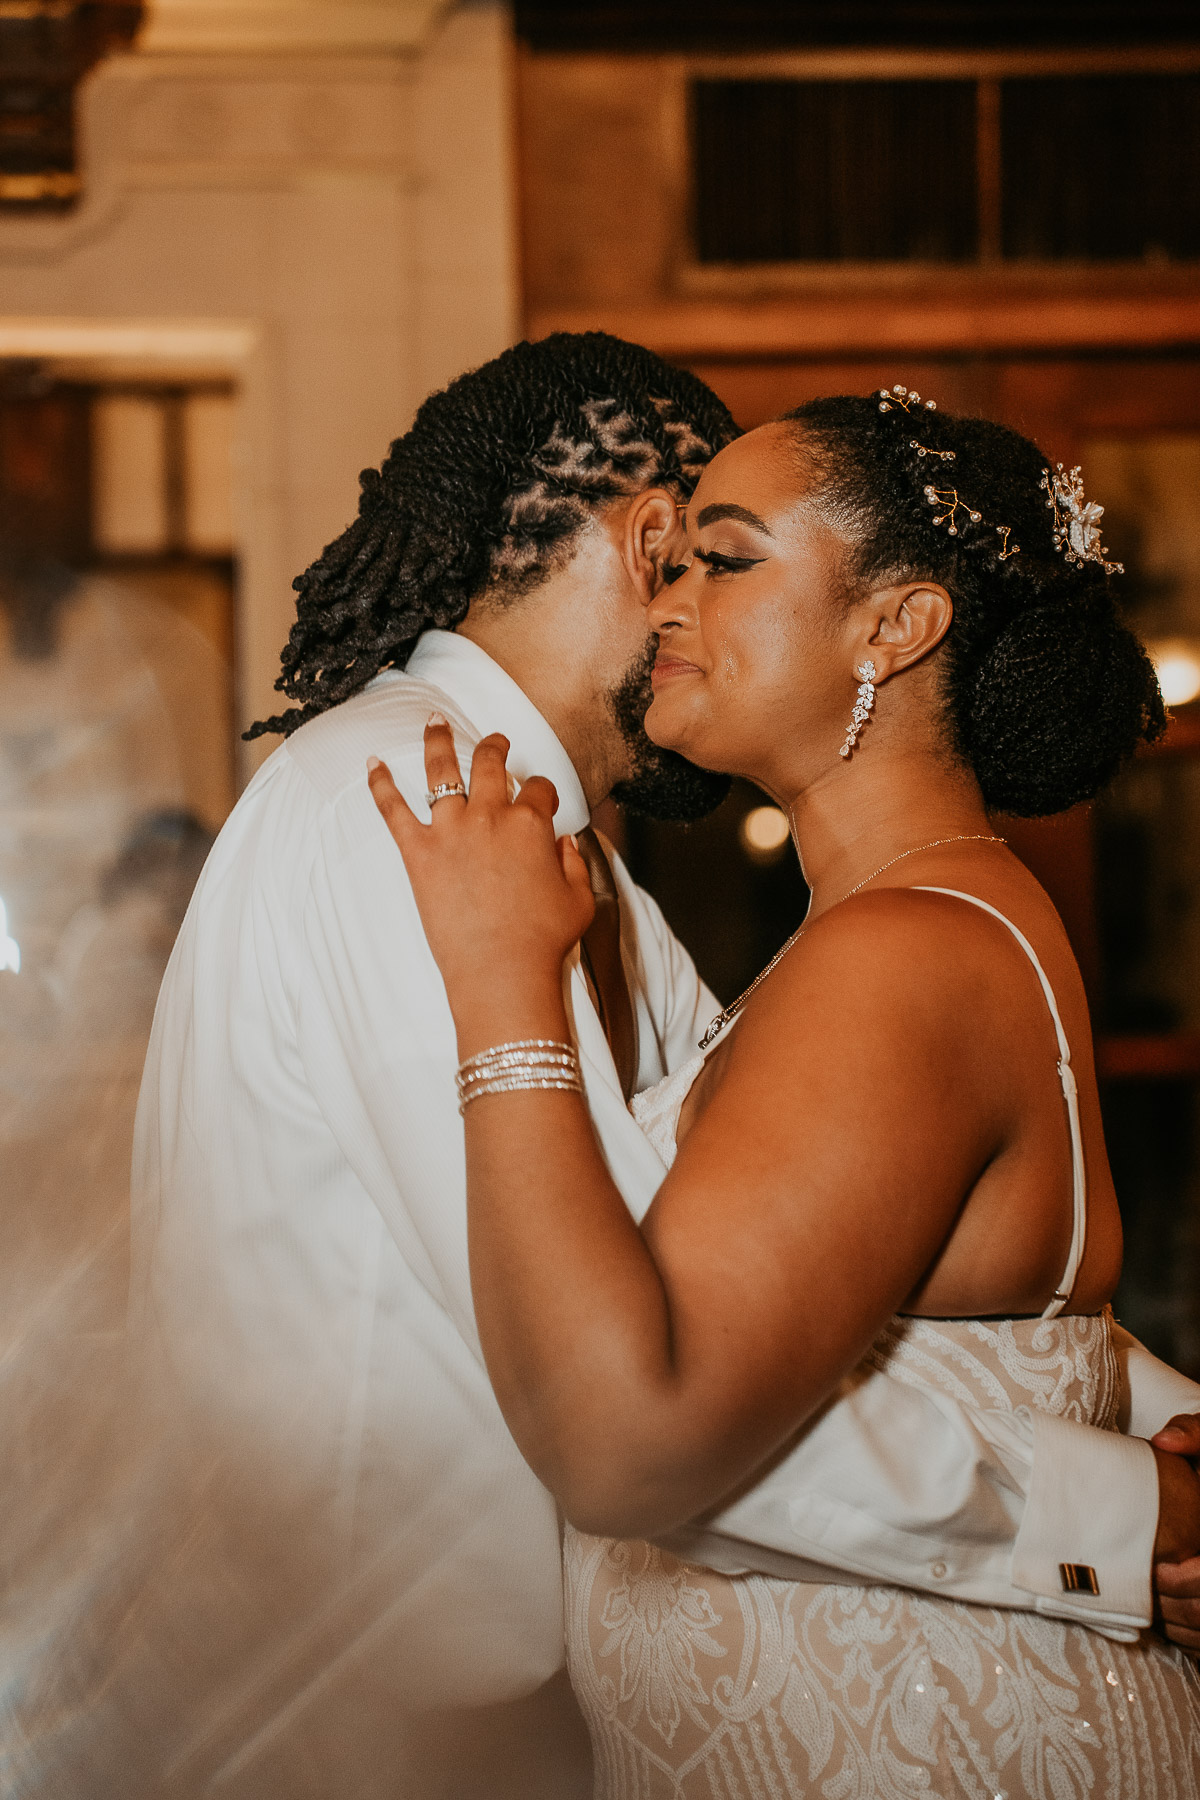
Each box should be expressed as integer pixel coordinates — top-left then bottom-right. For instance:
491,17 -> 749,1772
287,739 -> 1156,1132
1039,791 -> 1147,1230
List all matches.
1010,1407 -> 1157,1633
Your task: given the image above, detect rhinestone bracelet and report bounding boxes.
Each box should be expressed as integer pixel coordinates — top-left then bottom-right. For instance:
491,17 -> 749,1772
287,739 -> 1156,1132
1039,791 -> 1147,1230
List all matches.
457,1059 -> 578,1102
457,1071 -> 584,1112
455,1038 -> 582,1114
456,1039 -> 577,1085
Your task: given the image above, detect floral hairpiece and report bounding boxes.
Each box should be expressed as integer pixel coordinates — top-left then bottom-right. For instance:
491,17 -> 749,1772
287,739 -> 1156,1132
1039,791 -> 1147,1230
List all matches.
1039,463 -> 1123,575
876,386 -> 1020,562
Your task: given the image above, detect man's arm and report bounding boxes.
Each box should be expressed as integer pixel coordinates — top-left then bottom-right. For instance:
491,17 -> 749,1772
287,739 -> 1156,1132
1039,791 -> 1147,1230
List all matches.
1010,1329 -> 1200,1647
680,1367 -> 1178,1640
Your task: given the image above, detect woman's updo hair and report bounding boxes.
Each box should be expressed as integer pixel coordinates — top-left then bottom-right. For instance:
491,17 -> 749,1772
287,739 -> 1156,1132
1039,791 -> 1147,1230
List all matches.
784,394 -> 1165,817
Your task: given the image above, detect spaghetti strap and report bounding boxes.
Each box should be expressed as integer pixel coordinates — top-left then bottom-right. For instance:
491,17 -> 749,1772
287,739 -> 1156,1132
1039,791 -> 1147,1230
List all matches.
915,887 -> 1086,1319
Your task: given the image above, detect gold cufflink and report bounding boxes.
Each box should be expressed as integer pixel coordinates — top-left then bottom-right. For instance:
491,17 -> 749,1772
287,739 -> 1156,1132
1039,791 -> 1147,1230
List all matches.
1059,1563 -> 1100,1595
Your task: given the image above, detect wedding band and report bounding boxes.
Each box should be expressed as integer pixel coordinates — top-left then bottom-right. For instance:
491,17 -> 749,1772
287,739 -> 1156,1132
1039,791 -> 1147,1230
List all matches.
426,782 -> 467,805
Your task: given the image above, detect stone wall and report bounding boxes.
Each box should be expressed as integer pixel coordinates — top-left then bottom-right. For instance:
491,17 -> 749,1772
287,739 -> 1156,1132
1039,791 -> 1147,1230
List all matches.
0,0 -> 519,771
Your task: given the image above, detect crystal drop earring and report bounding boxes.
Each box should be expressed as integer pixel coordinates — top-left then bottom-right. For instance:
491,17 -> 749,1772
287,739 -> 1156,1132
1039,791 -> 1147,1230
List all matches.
839,660 -> 876,760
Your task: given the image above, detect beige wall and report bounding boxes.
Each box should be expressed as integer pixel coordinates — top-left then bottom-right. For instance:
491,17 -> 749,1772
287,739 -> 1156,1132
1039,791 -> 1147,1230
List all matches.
0,0 -> 519,776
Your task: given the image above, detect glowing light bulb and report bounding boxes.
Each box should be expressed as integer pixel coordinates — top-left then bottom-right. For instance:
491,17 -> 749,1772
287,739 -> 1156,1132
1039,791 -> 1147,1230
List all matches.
1149,638 -> 1200,707
0,898 -> 19,974
739,806 -> 791,860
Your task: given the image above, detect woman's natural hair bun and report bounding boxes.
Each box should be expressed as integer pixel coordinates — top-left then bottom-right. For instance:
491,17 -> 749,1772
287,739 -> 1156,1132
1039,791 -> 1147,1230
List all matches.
785,395 -> 1166,817
960,582 -> 1164,816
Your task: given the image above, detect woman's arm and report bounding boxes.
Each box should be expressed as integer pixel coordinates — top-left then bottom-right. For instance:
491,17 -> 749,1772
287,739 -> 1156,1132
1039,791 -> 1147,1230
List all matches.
367,724 -> 1063,1536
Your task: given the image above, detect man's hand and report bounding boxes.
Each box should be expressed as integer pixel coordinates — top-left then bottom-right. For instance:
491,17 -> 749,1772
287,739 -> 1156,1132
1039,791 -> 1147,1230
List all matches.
1152,1413 -> 1200,1653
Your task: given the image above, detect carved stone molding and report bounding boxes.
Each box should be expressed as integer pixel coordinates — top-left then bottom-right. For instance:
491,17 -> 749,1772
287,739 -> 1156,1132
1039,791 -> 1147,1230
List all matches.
139,0 -> 454,56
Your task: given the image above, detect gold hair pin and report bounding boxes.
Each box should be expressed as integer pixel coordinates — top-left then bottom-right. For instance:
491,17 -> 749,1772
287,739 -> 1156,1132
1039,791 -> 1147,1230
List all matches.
924,485 -> 981,536
878,385 -> 937,414
878,383 -> 1019,562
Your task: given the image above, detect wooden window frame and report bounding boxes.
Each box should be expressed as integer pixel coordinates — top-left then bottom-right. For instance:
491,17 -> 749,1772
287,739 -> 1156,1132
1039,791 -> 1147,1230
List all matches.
671,45 -> 1200,290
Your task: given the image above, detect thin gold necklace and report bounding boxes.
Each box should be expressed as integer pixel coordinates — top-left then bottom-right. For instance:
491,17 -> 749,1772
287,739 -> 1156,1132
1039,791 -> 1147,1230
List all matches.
697,832 -> 1004,1051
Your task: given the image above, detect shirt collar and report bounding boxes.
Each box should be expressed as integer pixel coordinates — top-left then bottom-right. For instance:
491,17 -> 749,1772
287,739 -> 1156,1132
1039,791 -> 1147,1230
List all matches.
401,629 -> 591,837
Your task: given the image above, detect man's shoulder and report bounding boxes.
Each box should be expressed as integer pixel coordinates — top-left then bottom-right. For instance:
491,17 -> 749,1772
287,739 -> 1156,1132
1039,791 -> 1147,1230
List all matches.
283,672 -> 481,804
186,673 -> 478,932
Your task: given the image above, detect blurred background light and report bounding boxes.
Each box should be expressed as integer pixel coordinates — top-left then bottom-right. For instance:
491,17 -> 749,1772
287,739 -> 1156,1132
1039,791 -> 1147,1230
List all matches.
739,805 -> 791,861
1148,637 -> 1200,707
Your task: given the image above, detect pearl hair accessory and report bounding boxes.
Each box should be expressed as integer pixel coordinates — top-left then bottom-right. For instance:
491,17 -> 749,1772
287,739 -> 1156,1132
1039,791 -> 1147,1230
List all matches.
923,485 -> 981,536
878,383 -> 1021,562
909,438 -> 956,462
877,384 -> 936,414
840,660 -> 876,759
1039,462 -> 1124,575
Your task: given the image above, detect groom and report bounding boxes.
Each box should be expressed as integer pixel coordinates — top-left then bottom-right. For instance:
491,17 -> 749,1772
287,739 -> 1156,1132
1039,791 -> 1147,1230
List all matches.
134,334 -> 1200,1795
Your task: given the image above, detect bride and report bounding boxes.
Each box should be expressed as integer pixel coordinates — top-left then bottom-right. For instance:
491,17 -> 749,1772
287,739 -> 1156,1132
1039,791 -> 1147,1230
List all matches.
368,392 -> 1200,1795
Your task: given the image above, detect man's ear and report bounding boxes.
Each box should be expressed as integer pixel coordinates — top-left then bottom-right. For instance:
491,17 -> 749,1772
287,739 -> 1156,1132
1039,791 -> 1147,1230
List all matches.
865,582 -> 954,678
623,487 -> 686,602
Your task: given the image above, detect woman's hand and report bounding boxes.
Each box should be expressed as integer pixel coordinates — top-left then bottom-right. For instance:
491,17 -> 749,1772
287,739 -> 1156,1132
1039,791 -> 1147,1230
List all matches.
367,717 -> 595,1047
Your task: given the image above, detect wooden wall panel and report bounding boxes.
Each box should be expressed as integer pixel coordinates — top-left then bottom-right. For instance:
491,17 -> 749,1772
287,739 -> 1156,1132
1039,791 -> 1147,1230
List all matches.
517,52 -> 680,309
673,356 -> 1200,444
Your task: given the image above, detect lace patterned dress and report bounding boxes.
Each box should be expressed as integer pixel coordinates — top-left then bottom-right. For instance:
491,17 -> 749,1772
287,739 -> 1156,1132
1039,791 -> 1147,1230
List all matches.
564,892 -> 1200,1798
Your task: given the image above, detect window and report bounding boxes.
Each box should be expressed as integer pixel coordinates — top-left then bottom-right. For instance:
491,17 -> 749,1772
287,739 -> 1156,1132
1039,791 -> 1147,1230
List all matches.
1001,77 -> 1200,261
693,79 -> 977,263
692,74 -> 1200,265
0,366 -> 238,827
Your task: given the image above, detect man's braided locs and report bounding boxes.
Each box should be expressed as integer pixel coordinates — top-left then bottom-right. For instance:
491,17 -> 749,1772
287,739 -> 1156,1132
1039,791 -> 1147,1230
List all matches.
246,333 -> 739,739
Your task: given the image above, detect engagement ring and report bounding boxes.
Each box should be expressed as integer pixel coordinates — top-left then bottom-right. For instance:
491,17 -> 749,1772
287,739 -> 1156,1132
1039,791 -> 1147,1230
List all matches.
426,782 -> 467,806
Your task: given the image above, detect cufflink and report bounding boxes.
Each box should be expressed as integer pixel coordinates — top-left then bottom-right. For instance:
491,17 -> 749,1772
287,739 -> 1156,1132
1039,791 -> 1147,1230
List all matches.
1059,1562 -> 1100,1595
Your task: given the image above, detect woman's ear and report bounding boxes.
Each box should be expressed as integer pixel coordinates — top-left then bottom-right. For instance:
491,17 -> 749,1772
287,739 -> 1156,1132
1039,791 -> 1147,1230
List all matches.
866,582 -> 954,677
624,487 -> 687,601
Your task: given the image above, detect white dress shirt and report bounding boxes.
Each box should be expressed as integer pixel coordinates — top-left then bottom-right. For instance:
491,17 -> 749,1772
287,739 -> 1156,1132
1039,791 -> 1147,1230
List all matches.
132,628 -> 1200,1726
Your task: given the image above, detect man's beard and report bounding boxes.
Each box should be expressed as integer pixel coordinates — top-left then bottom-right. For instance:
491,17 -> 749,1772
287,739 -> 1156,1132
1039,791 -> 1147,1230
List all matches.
606,643 -> 731,822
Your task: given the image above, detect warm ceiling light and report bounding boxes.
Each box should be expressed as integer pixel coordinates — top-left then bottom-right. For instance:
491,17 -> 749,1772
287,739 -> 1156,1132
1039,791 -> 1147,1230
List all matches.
1149,639 -> 1200,708
739,805 -> 791,860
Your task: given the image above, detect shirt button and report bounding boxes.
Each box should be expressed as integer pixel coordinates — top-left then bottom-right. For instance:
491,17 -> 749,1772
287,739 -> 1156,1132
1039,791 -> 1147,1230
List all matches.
931,1560 -> 948,1579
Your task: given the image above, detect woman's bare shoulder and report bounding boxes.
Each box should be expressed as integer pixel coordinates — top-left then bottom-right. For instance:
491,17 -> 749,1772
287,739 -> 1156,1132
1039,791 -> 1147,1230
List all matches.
760,884 -> 1021,1028
690,885 -> 1019,1167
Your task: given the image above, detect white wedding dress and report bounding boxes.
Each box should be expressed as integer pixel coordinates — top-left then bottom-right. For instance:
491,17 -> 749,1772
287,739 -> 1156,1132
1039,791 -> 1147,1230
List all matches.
564,891 -> 1200,1798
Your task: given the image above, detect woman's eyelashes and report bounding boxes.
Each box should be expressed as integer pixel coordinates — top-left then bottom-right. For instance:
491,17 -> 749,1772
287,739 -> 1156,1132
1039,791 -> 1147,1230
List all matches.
659,547 -> 768,584
693,548 -> 767,577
